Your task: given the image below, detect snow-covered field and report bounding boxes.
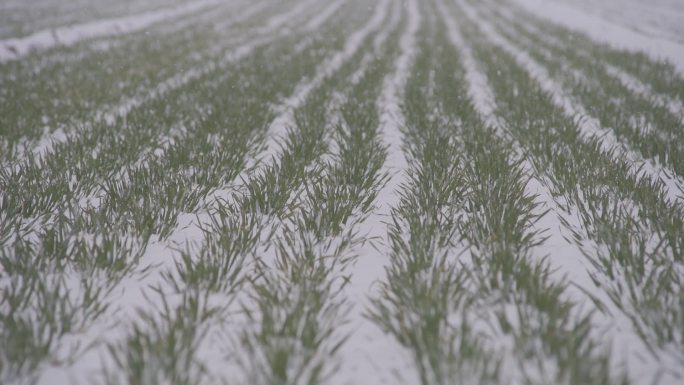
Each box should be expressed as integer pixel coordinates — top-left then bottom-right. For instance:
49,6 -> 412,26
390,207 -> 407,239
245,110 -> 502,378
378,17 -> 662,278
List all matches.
1,0 -> 683,384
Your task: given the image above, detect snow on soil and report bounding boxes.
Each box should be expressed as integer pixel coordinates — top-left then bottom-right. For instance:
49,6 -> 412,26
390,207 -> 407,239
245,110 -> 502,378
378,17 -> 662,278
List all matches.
512,0 -> 684,77
440,0 -> 616,380
458,1 -> 684,383
211,0 -> 269,32
303,0 -> 348,33
24,0 -> 318,162
602,64 -> 684,120
551,0 -> 684,45
464,0 -> 684,206
261,0 -> 391,166
191,2 -> 402,382
6,0 -> 684,384
324,0 -> 402,163
32,2 -> 335,384
491,10 -> 684,123
0,0 -> 224,63
331,0 -> 422,384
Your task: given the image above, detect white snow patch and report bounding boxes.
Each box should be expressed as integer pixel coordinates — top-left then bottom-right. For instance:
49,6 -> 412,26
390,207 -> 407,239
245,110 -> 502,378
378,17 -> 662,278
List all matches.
490,8 -> 684,123
512,0 -> 684,77
0,0 -> 225,63
548,0 -> 684,45
462,0 -> 684,206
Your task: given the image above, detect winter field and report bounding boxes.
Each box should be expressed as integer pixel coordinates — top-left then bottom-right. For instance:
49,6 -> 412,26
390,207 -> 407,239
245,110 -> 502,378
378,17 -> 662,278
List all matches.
1,0 -> 683,384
